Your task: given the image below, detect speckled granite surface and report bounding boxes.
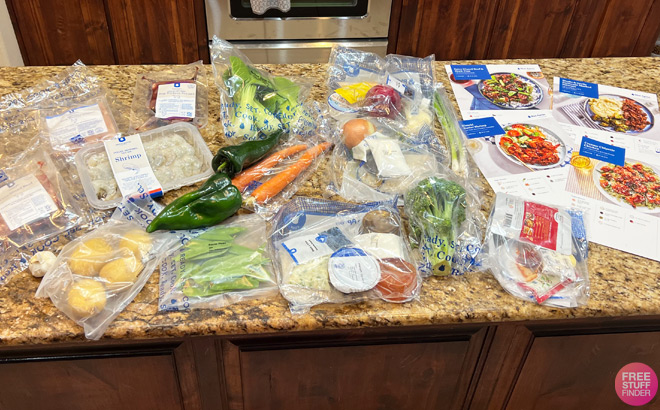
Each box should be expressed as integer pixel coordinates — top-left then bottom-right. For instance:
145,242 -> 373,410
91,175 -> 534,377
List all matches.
1,58 -> 659,346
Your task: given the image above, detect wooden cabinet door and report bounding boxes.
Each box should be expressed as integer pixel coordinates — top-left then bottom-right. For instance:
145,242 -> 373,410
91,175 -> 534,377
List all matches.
6,0 -> 115,65
105,0 -> 209,64
219,326 -> 489,410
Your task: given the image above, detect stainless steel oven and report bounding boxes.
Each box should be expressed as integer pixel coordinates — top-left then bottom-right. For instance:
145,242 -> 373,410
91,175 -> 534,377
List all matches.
205,0 -> 392,63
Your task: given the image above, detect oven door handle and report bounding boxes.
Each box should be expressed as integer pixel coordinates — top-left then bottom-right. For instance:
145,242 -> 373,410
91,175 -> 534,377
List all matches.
231,40 -> 388,50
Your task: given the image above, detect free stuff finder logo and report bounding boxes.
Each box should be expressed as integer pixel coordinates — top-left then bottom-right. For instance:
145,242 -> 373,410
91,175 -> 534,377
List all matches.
615,362 -> 658,406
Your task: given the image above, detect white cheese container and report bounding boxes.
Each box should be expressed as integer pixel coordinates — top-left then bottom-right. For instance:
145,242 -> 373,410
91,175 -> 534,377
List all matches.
75,122 -> 213,209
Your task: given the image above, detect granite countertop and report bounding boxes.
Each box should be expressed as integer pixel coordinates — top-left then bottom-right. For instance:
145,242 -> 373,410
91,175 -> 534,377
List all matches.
1,57 -> 659,346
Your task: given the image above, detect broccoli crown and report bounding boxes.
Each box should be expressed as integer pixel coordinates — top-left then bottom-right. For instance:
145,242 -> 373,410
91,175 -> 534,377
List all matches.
406,177 -> 466,229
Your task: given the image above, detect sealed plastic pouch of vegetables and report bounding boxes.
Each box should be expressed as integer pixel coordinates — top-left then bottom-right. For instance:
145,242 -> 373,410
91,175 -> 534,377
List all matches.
210,37 -> 318,143
269,196 -> 421,314
482,193 -> 590,308
129,61 -> 209,131
35,196 -> 182,340
158,214 -> 278,311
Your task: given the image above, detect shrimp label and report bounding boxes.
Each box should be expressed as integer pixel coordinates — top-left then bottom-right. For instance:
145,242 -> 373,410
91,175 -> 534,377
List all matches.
104,134 -> 163,199
0,174 -> 58,231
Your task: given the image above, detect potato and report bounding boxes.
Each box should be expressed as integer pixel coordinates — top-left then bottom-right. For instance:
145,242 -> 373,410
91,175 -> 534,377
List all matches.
67,278 -> 107,318
119,229 -> 153,259
68,238 -> 113,276
99,254 -> 142,284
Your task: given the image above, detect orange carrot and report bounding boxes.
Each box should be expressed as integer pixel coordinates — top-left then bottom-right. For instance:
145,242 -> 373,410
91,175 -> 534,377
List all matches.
232,144 -> 308,191
251,142 -> 333,204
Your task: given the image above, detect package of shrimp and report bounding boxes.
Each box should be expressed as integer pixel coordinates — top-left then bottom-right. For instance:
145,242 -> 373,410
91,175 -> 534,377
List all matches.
230,132 -> 334,218
129,61 -> 209,132
269,196 -> 422,314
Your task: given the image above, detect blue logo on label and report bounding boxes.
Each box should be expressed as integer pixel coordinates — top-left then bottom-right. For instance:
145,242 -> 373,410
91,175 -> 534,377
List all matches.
459,117 -> 506,139
174,83 -> 181,87
316,234 -> 328,243
0,170 -> 7,183
118,136 -> 126,142
343,63 -> 360,77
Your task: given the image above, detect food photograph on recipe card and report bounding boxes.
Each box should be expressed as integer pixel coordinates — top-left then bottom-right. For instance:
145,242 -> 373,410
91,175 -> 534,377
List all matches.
445,64 -> 553,119
459,113 -> 574,201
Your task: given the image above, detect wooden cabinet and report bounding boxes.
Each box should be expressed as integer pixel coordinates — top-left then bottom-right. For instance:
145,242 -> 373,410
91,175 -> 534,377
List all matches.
6,0 -> 209,65
389,0 -> 660,59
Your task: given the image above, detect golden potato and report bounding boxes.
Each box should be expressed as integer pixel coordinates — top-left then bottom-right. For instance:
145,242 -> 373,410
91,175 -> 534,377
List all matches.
99,254 -> 142,284
119,229 -> 153,259
68,238 -> 113,276
67,278 -> 107,318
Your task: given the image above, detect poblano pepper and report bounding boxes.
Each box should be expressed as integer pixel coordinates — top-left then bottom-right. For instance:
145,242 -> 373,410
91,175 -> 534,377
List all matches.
146,173 -> 242,232
212,129 -> 284,175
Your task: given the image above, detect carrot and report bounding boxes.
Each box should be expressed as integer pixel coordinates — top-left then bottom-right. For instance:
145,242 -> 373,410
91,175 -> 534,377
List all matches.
232,144 -> 308,191
250,142 -> 333,204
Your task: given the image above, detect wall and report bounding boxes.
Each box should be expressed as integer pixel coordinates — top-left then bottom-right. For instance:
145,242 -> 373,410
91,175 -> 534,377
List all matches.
0,0 -> 23,66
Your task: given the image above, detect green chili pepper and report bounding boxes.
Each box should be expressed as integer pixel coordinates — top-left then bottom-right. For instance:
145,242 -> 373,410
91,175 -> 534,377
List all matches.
211,129 -> 284,176
146,173 -> 242,232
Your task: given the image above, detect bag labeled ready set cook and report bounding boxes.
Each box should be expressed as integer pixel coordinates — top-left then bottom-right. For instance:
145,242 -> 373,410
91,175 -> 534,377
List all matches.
210,36 -> 318,143
270,196 -> 422,314
482,193 -> 590,307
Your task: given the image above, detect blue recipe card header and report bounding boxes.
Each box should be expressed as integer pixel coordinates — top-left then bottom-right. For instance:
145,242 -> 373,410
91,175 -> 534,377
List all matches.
579,137 -> 625,166
559,78 -> 599,98
459,117 -> 506,139
451,65 -> 491,81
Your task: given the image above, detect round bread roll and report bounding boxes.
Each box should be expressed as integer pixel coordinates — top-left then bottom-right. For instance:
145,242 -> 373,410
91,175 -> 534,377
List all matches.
99,254 -> 142,284
68,238 -> 113,276
119,229 -> 152,259
67,278 -> 107,318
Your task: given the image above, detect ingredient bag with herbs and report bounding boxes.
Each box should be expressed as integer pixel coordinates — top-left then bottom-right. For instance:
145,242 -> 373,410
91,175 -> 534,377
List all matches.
35,196 -> 182,340
270,196 -> 421,314
158,214 -> 277,310
129,61 -> 209,131
482,193 -> 590,308
404,174 -> 483,277
210,37 -> 317,143
326,46 -> 436,136
330,115 -> 443,203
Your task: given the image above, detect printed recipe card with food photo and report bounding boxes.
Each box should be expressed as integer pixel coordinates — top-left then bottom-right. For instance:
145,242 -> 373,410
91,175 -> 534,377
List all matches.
552,77 -> 660,261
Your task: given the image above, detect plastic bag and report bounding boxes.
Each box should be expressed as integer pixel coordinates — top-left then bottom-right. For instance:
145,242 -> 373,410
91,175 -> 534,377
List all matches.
210,36 -> 318,143
129,61 -> 209,131
433,84 -> 473,179
158,214 -> 278,311
482,193 -> 590,307
0,148 -> 84,249
329,114 -> 443,203
326,46 -> 435,133
35,196 -> 181,339
232,131 -> 333,217
269,196 -> 421,314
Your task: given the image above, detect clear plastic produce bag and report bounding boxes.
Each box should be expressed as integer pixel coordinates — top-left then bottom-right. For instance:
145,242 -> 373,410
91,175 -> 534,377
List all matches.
158,214 -> 278,311
270,196 -> 421,314
210,37 -> 318,143
129,61 -> 209,131
482,193 -> 590,307
35,196 -> 181,339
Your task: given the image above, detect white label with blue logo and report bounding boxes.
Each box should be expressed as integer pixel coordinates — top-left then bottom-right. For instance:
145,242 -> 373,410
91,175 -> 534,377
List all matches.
328,247 -> 380,293
45,104 -> 108,146
0,174 -> 58,231
155,82 -> 196,119
281,233 -> 335,265
103,134 -> 163,199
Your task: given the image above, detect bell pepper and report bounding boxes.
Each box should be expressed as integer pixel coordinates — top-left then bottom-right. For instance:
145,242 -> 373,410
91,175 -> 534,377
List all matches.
146,173 -> 242,232
212,130 -> 284,176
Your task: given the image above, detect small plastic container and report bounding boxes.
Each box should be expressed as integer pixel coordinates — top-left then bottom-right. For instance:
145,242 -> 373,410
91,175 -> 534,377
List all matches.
75,122 -> 214,209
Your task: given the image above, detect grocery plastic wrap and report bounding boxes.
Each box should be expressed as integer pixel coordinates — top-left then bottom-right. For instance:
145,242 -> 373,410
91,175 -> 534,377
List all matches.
482,193 -> 590,307
270,196 -> 421,314
433,84 -> 473,179
158,214 -> 278,311
232,132 -> 333,217
35,196 -> 181,339
326,46 -> 436,136
129,61 -> 209,131
210,36 -> 318,143
329,114 -> 443,203
0,149 -> 84,249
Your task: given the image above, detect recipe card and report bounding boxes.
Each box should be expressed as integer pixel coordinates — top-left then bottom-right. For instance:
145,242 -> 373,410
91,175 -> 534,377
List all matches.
445,64 -> 553,119
554,77 -> 660,261
459,112 -> 575,204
